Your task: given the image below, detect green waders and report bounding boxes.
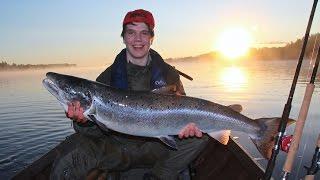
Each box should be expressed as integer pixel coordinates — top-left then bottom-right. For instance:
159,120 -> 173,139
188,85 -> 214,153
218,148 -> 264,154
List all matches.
50,133 -> 209,180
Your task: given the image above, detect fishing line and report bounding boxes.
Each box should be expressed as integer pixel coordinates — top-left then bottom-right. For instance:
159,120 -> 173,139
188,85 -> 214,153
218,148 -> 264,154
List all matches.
307,34 -> 319,80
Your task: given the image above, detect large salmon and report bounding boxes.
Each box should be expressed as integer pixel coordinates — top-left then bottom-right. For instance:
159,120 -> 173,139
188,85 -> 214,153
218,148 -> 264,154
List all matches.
43,72 -> 294,159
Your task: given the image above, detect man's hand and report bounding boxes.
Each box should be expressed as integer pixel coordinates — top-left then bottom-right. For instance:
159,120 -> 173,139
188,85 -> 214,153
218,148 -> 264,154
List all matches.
66,101 -> 87,123
178,123 -> 202,139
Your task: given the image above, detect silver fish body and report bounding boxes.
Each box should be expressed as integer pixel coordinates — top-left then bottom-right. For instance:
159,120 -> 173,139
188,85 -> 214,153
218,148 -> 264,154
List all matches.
43,72 -> 294,159
88,88 -> 260,138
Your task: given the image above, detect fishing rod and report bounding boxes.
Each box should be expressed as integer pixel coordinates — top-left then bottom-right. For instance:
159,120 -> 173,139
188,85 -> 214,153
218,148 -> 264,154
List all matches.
305,134 -> 320,180
263,0 -> 318,179
177,69 -> 193,81
281,35 -> 320,179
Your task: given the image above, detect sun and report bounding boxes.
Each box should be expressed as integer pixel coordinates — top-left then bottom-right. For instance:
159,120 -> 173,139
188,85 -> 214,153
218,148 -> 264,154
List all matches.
215,27 -> 253,59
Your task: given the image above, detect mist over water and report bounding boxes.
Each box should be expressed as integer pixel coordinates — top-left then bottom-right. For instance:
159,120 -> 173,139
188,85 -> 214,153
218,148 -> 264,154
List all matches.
0,60 -> 319,179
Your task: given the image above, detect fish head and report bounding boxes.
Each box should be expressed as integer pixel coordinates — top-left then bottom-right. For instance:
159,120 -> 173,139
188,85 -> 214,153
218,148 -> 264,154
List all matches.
42,72 -> 93,112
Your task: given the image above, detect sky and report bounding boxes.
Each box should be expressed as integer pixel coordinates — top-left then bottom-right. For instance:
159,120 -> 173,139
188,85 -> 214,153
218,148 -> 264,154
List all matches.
0,0 -> 319,66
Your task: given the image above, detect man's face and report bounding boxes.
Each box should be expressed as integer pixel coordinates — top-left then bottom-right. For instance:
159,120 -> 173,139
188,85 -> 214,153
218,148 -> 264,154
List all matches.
123,22 -> 153,60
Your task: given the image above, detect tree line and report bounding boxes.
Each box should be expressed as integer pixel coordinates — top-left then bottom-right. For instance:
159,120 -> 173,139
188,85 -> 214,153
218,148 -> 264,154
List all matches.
0,62 -> 76,71
250,33 -> 320,60
167,33 -> 320,61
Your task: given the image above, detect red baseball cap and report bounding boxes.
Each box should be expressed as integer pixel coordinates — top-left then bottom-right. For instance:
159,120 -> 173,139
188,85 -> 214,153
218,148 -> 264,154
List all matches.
123,9 -> 155,29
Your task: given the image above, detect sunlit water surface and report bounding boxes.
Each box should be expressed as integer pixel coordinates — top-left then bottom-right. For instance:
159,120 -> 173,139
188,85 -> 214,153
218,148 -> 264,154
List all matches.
0,60 -> 319,179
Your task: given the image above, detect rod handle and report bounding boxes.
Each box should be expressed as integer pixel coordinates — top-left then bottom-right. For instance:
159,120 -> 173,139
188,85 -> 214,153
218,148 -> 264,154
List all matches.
283,84 -> 315,173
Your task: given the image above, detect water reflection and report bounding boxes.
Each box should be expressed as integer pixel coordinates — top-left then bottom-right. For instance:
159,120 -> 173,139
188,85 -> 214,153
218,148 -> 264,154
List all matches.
1,61 -> 320,179
219,66 -> 248,92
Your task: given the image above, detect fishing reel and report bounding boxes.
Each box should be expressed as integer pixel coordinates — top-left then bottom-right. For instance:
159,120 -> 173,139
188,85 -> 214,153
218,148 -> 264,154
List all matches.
280,135 -> 293,153
279,135 -> 320,176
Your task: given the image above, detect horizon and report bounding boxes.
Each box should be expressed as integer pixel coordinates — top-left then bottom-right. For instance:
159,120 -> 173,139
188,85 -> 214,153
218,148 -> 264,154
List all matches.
1,1 -> 319,66
0,41 -> 314,68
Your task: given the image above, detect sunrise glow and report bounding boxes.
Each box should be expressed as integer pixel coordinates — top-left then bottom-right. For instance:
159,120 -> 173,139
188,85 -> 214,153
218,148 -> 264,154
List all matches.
215,27 -> 253,59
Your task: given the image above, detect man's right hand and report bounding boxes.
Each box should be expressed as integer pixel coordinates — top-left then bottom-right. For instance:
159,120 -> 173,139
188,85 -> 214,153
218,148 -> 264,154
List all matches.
66,101 -> 87,123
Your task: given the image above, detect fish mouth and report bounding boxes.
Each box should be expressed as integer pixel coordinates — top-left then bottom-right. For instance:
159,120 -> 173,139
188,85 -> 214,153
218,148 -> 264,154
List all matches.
43,76 -> 69,112
43,72 -> 63,97
43,78 -> 61,100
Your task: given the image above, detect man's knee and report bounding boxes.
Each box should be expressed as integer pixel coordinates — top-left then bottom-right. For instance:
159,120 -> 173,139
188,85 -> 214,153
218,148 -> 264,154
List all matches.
50,134 -> 108,179
50,147 -> 98,180
177,134 -> 209,153
150,135 -> 210,179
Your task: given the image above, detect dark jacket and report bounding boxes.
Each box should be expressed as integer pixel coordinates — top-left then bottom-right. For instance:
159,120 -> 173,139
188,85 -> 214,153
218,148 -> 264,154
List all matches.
96,48 -> 185,93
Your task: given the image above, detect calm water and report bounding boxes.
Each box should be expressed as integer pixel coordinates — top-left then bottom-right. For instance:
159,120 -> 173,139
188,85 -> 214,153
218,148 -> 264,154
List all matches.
0,60 -> 320,179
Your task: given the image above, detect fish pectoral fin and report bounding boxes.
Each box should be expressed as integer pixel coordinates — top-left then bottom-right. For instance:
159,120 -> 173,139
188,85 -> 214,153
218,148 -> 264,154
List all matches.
208,130 -> 231,145
151,85 -> 176,95
158,136 -> 178,150
83,100 -> 97,121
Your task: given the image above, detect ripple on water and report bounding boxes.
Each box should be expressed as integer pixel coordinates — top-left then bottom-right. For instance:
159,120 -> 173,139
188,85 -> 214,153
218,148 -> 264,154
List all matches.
0,101 -> 73,179
1,63 -> 320,179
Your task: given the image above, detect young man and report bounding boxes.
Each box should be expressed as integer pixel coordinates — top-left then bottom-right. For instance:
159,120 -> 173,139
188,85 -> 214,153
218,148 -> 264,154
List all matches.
51,9 -> 208,180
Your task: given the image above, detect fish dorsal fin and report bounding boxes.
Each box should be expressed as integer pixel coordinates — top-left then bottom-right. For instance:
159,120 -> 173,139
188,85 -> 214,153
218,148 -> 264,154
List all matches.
157,135 -> 178,149
208,130 -> 231,145
227,104 -> 243,113
151,85 -> 176,95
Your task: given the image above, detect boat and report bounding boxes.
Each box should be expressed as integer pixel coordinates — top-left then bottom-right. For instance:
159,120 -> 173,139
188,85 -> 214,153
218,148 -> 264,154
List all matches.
13,133 -> 264,180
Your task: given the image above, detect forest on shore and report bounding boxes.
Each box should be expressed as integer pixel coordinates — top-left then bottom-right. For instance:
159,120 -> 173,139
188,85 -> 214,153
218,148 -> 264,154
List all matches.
167,33 -> 320,61
0,62 -> 76,71
250,33 -> 320,60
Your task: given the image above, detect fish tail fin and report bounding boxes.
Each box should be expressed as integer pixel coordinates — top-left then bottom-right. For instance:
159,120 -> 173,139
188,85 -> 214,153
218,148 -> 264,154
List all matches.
250,117 -> 295,159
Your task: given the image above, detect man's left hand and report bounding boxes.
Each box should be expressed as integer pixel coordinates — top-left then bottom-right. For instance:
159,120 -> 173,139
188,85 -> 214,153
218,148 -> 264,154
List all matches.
178,123 -> 202,139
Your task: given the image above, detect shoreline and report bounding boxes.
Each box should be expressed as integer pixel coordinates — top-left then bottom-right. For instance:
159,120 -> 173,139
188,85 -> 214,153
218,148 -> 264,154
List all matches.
0,64 -> 76,72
